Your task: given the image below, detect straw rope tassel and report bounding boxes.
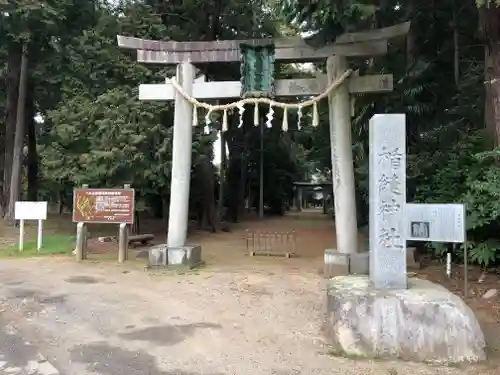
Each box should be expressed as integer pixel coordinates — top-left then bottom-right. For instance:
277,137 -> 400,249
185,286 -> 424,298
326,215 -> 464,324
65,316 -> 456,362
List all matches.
222,109 -> 228,132
312,102 -> 319,127
254,104 -> 259,126
282,107 -> 288,131
192,105 -> 198,126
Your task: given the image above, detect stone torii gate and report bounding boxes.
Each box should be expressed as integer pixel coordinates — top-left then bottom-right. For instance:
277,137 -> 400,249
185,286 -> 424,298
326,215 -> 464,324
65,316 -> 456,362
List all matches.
117,22 -> 409,261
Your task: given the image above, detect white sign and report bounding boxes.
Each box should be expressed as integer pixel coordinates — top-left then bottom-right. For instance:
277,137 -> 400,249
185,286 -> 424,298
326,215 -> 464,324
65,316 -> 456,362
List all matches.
14,201 -> 47,252
405,203 -> 466,243
369,114 -> 407,289
15,201 -> 47,220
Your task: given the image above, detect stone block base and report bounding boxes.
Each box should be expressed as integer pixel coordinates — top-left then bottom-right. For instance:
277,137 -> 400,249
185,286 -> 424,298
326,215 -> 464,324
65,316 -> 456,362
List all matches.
168,245 -> 202,268
325,275 -> 486,364
349,252 -> 369,275
149,244 -> 168,266
324,248 -> 419,277
148,244 -> 202,269
324,249 -> 349,277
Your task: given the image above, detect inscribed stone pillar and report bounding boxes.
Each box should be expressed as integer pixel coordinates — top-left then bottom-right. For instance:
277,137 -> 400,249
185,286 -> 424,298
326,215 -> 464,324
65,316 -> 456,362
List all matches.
327,55 -> 358,254
369,114 -> 407,289
167,62 -> 196,247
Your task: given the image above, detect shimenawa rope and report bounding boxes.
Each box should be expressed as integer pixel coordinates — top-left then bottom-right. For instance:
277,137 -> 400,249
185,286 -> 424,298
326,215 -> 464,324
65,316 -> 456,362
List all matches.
169,69 -> 353,133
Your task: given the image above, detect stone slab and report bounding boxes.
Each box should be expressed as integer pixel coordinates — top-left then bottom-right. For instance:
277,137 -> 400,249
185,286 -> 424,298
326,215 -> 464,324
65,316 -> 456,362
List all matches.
148,244 -> 168,267
349,252 -> 369,275
324,249 -> 349,278
325,275 -> 486,363
168,245 -> 202,269
324,248 -> 419,277
148,244 -> 202,269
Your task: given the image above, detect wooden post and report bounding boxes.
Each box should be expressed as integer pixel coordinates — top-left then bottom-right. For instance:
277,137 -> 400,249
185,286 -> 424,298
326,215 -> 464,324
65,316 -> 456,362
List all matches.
19,219 -> 24,251
37,219 -> 43,251
75,183 -> 88,261
118,223 -> 128,263
167,62 -> 196,247
118,183 -> 131,263
327,55 -> 358,255
75,222 -> 85,261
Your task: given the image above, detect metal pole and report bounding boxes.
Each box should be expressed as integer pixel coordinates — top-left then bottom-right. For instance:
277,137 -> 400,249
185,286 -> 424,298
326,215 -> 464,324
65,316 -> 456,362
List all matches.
259,119 -> 264,218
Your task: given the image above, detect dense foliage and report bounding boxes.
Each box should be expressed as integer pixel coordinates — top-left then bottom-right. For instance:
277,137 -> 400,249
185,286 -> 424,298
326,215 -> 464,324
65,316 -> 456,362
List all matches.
284,0 -> 500,267
2,0 -> 500,267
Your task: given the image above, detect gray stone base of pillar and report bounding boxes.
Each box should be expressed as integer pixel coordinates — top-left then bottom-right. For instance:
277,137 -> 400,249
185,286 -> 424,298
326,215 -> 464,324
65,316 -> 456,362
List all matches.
324,248 -> 420,277
324,249 -> 350,277
148,244 -> 202,269
324,276 -> 486,364
349,252 -> 369,275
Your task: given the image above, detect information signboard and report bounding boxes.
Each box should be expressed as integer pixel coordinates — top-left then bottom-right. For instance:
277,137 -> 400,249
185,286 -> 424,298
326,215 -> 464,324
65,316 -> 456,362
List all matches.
72,188 -> 135,224
405,203 -> 465,243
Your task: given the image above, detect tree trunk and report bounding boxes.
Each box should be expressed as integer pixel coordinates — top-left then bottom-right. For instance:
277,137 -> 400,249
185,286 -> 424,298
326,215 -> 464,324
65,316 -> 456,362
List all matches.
26,81 -> 38,201
58,189 -> 64,215
405,0 -> 417,68
5,49 -> 29,222
480,5 -> 500,145
452,0 -> 460,87
2,42 -> 22,216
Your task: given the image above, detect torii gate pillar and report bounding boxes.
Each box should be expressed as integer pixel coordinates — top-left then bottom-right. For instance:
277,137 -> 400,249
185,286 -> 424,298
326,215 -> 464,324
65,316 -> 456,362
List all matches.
167,62 -> 195,247
327,55 -> 358,255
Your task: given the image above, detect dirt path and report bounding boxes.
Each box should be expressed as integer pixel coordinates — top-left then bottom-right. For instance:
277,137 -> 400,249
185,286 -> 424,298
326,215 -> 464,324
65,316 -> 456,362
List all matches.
0,210 -> 498,374
0,257 -> 494,375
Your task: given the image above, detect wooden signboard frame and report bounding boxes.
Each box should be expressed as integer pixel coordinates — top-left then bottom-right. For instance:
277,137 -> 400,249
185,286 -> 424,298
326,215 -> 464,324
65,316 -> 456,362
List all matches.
72,188 -> 135,225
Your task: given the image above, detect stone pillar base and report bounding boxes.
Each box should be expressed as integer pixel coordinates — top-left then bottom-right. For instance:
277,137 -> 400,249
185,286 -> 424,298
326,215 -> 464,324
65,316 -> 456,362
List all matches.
324,248 -> 419,277
325,276 -> 486,363
148,244 -> 202,269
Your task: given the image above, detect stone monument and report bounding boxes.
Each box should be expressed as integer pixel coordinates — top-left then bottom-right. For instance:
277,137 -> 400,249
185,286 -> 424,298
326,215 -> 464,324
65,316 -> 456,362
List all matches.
324,114 -> 486,364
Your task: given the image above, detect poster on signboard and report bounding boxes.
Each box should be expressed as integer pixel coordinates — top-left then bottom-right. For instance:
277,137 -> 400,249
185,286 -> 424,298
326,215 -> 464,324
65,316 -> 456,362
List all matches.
405,203 -> 465,243
72,188 -> 135,224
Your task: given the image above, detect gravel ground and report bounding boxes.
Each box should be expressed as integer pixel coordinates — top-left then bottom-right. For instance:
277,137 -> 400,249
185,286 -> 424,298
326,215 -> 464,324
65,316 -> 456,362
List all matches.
0,257 -> 494,375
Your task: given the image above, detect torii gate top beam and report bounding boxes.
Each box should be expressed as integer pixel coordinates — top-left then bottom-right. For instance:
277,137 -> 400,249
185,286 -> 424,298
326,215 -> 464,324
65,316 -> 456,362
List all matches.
117,22 -> 410,65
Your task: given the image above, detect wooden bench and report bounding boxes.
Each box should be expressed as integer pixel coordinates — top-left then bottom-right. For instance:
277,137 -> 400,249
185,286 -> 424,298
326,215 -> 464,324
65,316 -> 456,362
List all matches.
128,234 -> 154,247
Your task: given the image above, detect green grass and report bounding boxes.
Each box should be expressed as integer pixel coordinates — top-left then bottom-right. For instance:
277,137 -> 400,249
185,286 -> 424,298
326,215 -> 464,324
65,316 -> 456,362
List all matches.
0,235 -> 75,258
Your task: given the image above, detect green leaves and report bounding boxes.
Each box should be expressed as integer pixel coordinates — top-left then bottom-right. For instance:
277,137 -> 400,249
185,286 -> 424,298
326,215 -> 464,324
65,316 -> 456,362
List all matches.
476,0 -> 500,7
